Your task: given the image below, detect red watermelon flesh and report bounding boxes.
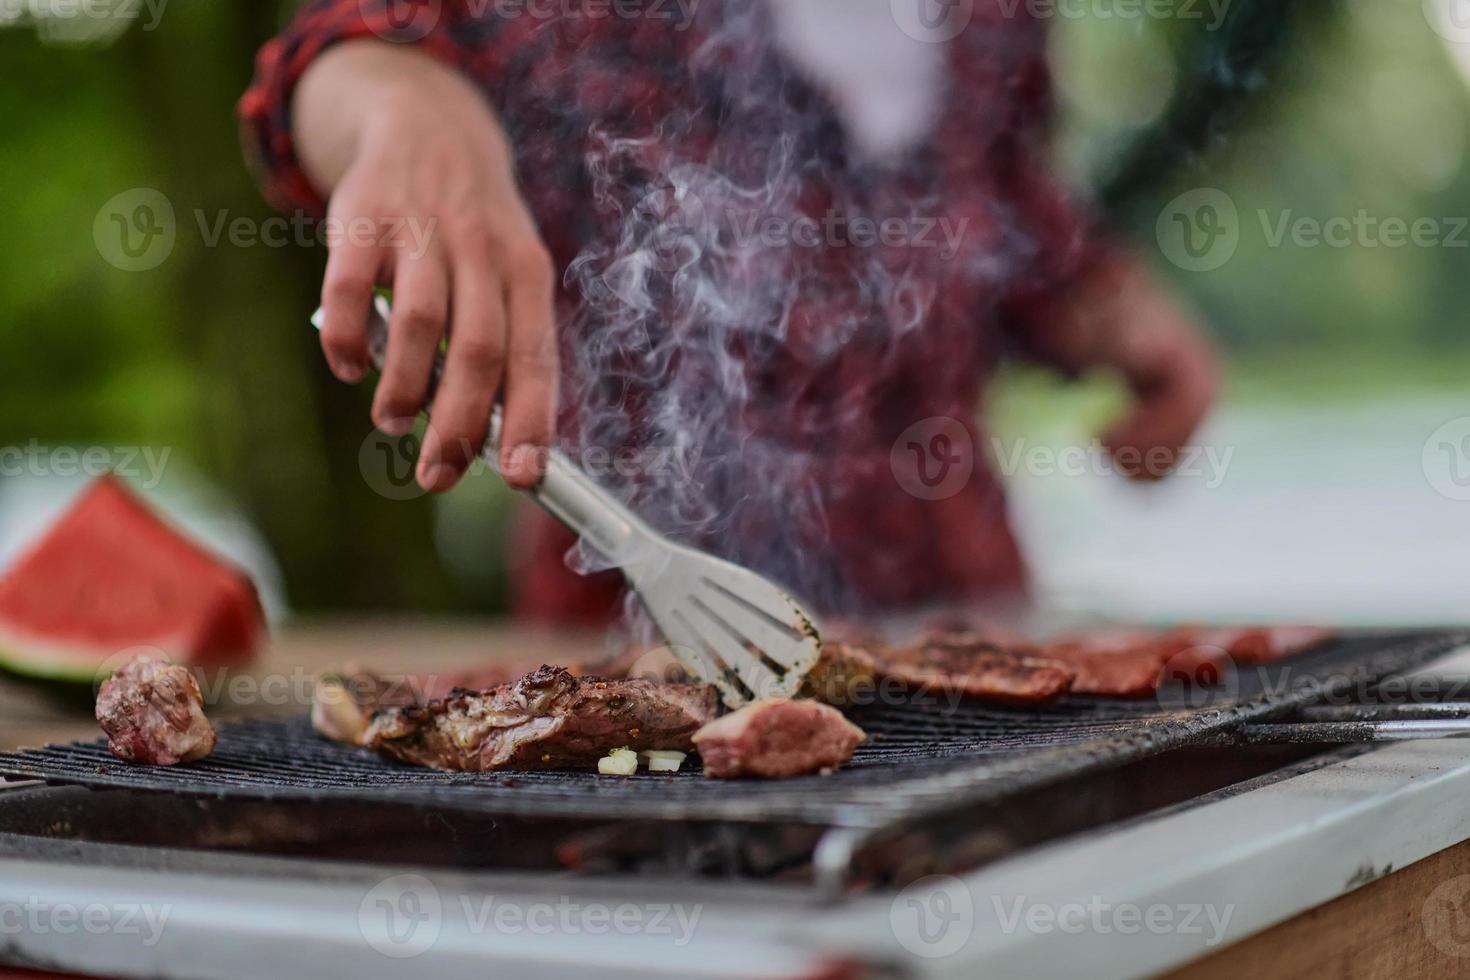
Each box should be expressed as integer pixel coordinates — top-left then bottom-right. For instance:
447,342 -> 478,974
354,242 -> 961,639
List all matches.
0,475 -> 265,681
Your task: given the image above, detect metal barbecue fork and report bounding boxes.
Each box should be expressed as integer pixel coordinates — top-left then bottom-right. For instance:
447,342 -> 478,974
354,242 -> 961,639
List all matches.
313,296 -> 823,707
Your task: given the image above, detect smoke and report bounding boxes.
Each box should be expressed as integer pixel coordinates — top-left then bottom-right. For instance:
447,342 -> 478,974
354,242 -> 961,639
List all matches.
559,3 -> 942,617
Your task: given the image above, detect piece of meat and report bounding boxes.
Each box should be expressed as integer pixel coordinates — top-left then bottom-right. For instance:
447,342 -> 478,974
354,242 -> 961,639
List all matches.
1034,643 -> 1175,698
312,664 -> 423,746
1169,625 -> 1334,665
1030,625 -> 1335,697
877,641 -> 1077,704
798,639 -> 1075,706
95,656 -> 216,765
693,698 -> 866,779
311,656 -> 619,747
873,631 -> 1077,704
917,620 -> 1030,648
798,641 -> 879,705
364,665 -> 720,772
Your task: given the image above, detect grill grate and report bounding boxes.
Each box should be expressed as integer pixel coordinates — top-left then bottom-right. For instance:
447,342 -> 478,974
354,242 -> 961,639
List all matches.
1,631 -> 1463,831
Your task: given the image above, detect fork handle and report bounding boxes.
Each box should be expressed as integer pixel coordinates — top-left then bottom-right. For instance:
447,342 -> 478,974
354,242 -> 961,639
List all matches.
312,296 -> 648,566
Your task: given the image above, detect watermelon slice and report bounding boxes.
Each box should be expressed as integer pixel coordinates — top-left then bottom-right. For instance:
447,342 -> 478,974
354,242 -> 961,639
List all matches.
0,475 -> 265,683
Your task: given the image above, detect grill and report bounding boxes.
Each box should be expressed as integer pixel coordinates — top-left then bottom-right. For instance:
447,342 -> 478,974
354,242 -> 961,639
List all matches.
2,630 -> 1465,892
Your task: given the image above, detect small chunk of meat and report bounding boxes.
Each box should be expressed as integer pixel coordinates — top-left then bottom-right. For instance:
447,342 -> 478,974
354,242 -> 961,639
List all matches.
95,656 -> 216,765
798,641 -> 880,705
693,698 -> 866,779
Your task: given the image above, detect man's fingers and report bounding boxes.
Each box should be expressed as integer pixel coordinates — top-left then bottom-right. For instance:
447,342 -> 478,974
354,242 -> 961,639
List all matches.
499,242 -> 558,489
1104,332 -> 1219,480
373,252 -> 448,437
418,261 -> 506,493
318,233 -> 383,383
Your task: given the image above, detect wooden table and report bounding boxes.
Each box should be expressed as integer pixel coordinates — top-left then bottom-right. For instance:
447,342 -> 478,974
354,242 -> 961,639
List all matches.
0,618 -> 605,752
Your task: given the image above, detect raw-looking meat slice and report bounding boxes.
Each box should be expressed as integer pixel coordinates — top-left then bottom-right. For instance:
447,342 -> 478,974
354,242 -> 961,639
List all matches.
95,655 -> 216,765
364,665 -> 719,772
693,698 -> 866,779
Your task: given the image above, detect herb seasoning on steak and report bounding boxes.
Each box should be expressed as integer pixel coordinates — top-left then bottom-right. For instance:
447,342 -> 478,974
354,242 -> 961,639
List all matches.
95,655 -> 216,765
693,698 -> 866,779
364,665 -> 719,772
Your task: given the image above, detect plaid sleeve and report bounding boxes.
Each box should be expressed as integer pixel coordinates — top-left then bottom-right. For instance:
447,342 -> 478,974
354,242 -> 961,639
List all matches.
962,9 -> 1120,370
238,0 -> 489,216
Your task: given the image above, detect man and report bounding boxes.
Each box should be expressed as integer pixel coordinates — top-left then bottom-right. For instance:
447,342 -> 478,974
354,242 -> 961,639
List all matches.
240,0 -> 1216,622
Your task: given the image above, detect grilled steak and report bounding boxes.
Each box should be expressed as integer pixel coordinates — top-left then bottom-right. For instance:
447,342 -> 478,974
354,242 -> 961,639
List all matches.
311,658 -> 616,746
801,639 -> 1075,705
1032,625 -> 1333,697
693,697 -> 866,779
883,639 -> 1077,704
95,656 -> 216,765
364,665 -> 720,772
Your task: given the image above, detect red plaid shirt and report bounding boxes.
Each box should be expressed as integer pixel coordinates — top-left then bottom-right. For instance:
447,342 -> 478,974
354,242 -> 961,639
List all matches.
241,0 -> 1111,622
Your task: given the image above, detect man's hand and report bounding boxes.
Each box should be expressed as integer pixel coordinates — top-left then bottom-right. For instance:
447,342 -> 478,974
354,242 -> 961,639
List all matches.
1044,255 -> 1220,480
294,40 -> 556,492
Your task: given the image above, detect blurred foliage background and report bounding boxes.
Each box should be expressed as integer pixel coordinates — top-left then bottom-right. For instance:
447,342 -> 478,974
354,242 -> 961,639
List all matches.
1,0 -> 1466,619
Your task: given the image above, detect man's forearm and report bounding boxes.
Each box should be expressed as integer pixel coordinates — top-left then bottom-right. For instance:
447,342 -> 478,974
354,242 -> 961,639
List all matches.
292,40 -> 481,198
